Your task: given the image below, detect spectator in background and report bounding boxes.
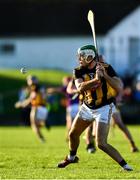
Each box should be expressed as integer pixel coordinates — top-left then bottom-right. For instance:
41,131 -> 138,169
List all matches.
133,80 -> 140,102
122,72 -> 134,103
15,75 -> 48,143
123,86 -> 133,103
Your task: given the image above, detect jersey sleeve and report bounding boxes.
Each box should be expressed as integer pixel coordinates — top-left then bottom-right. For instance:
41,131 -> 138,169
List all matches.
107,65 -> 118,77
73,68 -> 83,79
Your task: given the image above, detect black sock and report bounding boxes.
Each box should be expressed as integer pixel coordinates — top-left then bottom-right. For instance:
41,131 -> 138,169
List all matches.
119,159 -> 127,167
70,150 -> 77,156
87,143 -> 95,149
130,140 -> 135,146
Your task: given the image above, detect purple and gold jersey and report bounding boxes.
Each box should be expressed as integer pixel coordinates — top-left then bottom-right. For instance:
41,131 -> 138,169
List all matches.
61,85 -> 79,107
73,63 -> 118,109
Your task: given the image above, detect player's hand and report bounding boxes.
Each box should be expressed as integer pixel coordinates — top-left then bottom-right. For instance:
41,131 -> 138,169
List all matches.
96,63 -> 103,79
15,101 -> 22,108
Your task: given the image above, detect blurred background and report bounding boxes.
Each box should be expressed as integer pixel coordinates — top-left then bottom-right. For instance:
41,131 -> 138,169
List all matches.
0,0 -> 140,126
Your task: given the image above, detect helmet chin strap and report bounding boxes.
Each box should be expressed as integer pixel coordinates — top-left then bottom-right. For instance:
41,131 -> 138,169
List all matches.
85,56 -> 94,65
86,59 -> 93,64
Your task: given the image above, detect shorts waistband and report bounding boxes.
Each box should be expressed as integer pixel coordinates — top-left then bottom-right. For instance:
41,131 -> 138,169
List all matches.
84,99 -> 114,110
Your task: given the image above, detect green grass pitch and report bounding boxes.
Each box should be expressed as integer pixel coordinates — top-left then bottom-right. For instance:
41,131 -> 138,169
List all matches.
0,125 -> 140,179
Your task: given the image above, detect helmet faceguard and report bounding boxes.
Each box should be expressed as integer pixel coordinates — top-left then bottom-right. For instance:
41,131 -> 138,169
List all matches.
77,45 -> 97,63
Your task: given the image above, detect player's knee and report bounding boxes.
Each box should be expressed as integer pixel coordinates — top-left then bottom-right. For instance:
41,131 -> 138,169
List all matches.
97,141 -> 107,150
117,122 -> 123,129
69,130 -> 78,141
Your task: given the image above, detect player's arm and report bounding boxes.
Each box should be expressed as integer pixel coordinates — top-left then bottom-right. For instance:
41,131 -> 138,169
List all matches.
104,75 -> 123,92
99,64 -> 123,93
46,87 -> 62,94
15,98 -> 31,108
66,80 -> 79,95
75,77 -> 100,93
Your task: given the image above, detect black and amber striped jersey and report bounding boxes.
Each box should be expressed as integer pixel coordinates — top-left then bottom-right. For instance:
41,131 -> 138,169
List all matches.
73,63 -> 118,109
30,84 -> 46,107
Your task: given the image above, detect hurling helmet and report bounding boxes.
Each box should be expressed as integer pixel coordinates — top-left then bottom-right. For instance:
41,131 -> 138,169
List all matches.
77,45 -> 97,61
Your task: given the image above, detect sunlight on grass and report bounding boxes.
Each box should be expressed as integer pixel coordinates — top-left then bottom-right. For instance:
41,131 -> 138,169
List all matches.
0,125 -> 140,179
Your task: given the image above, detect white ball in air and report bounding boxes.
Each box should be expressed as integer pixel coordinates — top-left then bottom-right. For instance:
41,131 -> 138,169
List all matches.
20,67 -> 27,74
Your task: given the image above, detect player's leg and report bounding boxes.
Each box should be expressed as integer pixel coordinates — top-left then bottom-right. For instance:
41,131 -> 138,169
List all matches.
95,104 -> 133,171
85,123 -> 96,153
65,110 -> 73,142
57,103 -> 96,168
112,111 -> 138,152
69,114 -> 91,153
30,107 -> 45,142
66,103 -> 80,142
58,114 -> 91,168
